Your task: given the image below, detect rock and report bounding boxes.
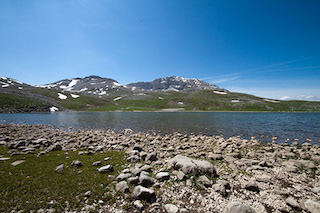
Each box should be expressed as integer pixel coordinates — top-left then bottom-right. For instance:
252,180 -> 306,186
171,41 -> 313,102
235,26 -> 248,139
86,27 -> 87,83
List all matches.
132,185 -> 156,200
209,153 -> 223,160
55,164 -> 64,173
11,160 -> 25,166
104,157 -> 110,161
140,165 -> 152,172
71,160 -> 83,167
255,174 -> 272,183
133,144 -> 143,152
84,191 -> 92,197
139,173 -> 155,187
156,172 -> 170,181
180,208 -> 188,213
139,152 -> 148,160
243,181 -> 259,192
212,183 -> 227,196
97,165 -> 113,173
216,180 -> 231,189
0,157 -> 10,161
133,200 -> 144,210
130,166 -> 141,176
312,187 -> 320,193
92,161 -> 101,166
116,181 -> 130,193
164,204 -> 179,213
22,147 -> 35,153
285,197 -> 300,209
186,179 -> 192,186
304,200 -> 320,213
51,144 -> 62,151
197,175 -> 212,187
14,140 -> 26,148
177,171 -> 186,181
227,201 -> 255,213
145,152 -> 157,162
122,168 -> 130,173
128,176 -> 139,185
116,173 -> 132,181
127,156 -> 140,163
168,155 -> 217,177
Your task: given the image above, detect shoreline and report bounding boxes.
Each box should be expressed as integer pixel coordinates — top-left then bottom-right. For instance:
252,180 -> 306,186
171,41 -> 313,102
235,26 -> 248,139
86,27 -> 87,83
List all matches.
1,110 -> 320,114
0,124 -> 319,212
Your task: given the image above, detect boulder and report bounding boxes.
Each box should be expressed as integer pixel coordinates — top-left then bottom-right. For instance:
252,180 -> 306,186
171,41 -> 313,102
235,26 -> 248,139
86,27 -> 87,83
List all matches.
116,173 -> 132,181
243,181 -> 259,192
92,161 -> 101,167
116,181 -> 130,193
71,160 -> 83,167
145,152 -> 157,162
164,204 -> 179,213
55,164 -> 64,173
285,197 -> 300,209
128,176 -> 139,185
84,191 -> 92,197
140,165 -> 152,172
197,175 -> 212,187
139,173 -> 155,187
177,171 -> 186,181
132,185 -> 156,200
156,172 -> 170,181
168,155 -> 217,177
11,160 -> 25,166
227,201 -> 255,213
305,200 -> 320,213
97,165 -> 113,173
212,183 -> 227,196
133,200 -> 144,210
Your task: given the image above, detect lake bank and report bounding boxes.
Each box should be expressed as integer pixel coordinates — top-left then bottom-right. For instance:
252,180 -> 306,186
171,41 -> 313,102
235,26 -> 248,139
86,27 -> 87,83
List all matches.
0,124 -> 319,212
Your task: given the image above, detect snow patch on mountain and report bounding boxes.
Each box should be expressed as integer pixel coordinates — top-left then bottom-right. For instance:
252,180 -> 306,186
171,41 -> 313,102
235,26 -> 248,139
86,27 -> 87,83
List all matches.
58,93 -> 67,100
71,94 -> 80,98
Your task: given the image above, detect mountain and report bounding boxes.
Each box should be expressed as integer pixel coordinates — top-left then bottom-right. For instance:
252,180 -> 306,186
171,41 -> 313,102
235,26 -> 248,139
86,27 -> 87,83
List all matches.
1,75 -> 320,113
127,76 -> 227,92
39,75 -> 125,96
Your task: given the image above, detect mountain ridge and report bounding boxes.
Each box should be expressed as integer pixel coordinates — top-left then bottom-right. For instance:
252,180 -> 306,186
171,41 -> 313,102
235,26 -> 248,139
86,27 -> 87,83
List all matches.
37,75 -> 227,96
1,75 -> 320,113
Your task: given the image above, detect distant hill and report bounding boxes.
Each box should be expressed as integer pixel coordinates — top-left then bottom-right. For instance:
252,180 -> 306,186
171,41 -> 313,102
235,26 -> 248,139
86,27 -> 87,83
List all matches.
1,75 -> 320,113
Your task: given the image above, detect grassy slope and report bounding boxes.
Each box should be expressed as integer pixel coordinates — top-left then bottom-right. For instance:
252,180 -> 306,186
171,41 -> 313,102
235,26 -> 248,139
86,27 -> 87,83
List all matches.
0,146 -> 127,212
0,93 -> 51,113
1,87 -> 320,112
93,90 -> 320,112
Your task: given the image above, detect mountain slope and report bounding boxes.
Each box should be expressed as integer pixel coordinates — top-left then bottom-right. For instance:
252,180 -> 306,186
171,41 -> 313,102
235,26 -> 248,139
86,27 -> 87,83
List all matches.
127,76 -> 227,92
1,75 -> 320,112
39,75 -> 126,96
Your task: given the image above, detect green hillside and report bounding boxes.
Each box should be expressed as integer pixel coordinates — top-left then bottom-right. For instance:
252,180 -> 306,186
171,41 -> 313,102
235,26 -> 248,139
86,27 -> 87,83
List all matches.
1,86 -> 320,112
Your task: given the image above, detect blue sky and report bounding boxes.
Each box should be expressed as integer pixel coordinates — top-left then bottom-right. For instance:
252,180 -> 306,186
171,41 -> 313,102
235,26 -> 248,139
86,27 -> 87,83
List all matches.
0,0 -> 319,101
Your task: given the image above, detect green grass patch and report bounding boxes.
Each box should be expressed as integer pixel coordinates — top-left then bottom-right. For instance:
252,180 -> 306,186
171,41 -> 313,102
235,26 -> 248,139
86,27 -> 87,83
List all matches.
0,93 -> 50,112
0,146 -> 127,212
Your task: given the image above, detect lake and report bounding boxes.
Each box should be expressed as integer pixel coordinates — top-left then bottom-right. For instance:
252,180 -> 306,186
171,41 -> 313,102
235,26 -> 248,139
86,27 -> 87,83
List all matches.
0,112 -> 319,144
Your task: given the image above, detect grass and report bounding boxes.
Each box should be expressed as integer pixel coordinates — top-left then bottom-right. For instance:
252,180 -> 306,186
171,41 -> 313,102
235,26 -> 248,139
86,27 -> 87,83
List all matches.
2,87 -> 320,112
0,146 -> 128,212
0,93 -> 50,112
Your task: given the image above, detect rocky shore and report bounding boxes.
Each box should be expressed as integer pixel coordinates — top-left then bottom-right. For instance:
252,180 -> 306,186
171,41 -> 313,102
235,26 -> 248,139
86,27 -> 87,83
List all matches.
0,124 -> 320,213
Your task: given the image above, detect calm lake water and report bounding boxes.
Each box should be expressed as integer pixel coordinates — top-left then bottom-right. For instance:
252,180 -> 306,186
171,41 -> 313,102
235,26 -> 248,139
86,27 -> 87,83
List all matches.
0,112 -> 319,144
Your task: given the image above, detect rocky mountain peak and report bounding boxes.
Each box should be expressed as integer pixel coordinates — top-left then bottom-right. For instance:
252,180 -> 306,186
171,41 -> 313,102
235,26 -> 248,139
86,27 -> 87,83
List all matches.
127,76 -> 226,92
39,76 -> 123,96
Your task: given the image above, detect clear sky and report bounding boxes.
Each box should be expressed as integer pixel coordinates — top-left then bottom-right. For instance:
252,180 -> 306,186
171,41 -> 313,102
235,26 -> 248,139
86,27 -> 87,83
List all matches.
1,0 -> 319,101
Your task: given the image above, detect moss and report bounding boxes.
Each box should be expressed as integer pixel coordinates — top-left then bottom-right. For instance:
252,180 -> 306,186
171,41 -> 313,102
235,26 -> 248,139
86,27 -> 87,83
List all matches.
0,146 -> 127,212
